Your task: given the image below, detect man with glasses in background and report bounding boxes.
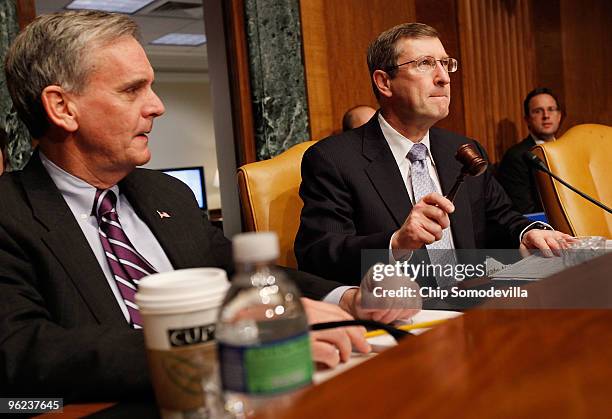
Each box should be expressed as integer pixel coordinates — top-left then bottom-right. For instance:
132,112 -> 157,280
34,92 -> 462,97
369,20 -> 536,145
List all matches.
295,23 -> 567,285
498,88 -> 563,214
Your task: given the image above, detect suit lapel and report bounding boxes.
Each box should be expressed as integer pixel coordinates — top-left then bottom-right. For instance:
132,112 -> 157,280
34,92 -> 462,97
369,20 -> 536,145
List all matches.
23,153 -> 126,324
362,118 -> 413,227
119,173 -> 206,270
429,130 -> 475,248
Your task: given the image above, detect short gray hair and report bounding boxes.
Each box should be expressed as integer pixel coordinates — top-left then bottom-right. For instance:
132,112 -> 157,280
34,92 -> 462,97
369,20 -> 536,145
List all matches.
4,10 -> 140,138
367,23 -> 439,99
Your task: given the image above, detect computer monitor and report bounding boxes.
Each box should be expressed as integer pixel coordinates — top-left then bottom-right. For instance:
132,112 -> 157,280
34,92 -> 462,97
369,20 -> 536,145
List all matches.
159,166 -> 207,210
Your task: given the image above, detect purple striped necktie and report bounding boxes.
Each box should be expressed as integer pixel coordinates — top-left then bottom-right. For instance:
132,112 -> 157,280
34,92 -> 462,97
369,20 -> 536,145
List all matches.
93,189 -> 157,328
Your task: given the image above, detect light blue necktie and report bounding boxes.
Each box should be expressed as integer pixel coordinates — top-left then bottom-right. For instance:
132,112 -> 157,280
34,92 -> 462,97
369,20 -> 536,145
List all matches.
407,143 -> 456,287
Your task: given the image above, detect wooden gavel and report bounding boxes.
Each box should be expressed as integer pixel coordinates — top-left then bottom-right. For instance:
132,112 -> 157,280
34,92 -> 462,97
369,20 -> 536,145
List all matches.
445,144 -> 488,203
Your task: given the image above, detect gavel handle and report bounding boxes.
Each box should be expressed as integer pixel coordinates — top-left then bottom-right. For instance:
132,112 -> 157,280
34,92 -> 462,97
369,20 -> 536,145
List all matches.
446,172 -> 466,203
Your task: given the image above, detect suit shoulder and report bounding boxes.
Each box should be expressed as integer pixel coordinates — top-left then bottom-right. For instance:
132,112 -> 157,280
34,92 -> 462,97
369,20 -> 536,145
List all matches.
128,167 -> 183,183
0,171 -> 28,207
501,137 -> 533,163
0,170 -> 21,190
125,168 -> 194,198
429,126 -> 486,151
429,126 -> 476,146
309,129 -> 362,155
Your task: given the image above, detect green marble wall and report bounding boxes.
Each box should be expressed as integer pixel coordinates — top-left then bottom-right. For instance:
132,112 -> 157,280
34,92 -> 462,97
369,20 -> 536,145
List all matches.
244,0 -> 310,160
0,0 -> 32,171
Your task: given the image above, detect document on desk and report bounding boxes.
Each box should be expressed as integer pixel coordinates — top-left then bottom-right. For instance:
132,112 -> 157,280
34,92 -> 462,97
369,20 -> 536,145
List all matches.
313,310 -> 463,384
369,309 -> 463,344
489,254 -> 566,281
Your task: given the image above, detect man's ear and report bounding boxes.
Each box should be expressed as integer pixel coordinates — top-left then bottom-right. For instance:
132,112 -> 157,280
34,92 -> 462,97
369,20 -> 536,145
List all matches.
373,70 -> 393,99
40,85 -> 78,132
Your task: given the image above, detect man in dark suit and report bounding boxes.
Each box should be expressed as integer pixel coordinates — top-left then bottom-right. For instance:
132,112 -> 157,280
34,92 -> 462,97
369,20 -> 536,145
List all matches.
498,88 -> 563,214
0,10 -> 402,402
295,23 -> 569,285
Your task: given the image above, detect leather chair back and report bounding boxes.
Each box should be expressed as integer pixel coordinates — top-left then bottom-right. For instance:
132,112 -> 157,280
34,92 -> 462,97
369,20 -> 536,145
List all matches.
532,124 -> 612,237
237,141 -> 316,267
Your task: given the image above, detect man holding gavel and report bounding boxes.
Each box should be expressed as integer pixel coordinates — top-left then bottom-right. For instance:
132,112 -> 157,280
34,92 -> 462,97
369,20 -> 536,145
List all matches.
295,22 -> 569,285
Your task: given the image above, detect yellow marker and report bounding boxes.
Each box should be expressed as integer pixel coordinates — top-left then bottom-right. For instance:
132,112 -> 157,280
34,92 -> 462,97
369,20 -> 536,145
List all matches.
364,318 -> 448,339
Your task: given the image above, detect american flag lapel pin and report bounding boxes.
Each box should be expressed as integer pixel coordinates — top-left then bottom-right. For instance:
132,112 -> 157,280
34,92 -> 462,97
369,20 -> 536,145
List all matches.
157,210 -> 171,219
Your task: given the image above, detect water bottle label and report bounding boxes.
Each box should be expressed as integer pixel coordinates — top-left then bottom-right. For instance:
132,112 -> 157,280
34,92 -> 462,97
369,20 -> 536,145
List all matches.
218,333 -> 313,395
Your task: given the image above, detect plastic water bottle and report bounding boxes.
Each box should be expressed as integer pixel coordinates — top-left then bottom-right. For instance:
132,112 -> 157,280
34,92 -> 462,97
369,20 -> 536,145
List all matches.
216,232 -> 313,417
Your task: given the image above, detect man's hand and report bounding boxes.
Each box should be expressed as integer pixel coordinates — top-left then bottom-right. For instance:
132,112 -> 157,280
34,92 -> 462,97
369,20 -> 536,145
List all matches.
339,287 -> 419,325
520,229 -> 574,256
301,298 -> 371,368
391,192 -> 455,251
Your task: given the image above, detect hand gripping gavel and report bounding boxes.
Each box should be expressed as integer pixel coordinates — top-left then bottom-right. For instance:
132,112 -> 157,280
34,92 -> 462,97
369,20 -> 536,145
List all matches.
445,144 -> 488,203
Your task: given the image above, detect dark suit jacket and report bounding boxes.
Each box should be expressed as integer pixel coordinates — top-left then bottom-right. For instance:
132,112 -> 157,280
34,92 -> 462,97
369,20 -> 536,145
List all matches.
0,153 -> 341,401
497,135 -> 543,214
295,117 -> 530,284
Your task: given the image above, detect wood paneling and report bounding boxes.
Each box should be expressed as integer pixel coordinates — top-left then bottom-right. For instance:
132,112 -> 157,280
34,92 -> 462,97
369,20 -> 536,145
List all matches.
299,0 -> 334,141
223,0 -> 257,165
300,0 -> 416,140
16,0 -> 36,29
531,0 -> 612,139
458,0 -> 536,162
531,0 -> 564,109
559,0 -> 612,132
415,0 -> 465,136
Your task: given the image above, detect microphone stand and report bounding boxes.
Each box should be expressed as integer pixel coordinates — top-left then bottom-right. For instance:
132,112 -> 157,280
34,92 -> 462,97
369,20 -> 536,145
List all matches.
524,152 -> 612,214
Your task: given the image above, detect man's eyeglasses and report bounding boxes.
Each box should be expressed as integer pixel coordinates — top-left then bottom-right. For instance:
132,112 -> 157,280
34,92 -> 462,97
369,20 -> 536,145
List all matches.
530,107 -> 560,116
387,56 -> 459,73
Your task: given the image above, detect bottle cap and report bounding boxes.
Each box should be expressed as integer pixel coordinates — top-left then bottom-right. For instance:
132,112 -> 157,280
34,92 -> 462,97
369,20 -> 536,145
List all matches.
232,232 -> 280,263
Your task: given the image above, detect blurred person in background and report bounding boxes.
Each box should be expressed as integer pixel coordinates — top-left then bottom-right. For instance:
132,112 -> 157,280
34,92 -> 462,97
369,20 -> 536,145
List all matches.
498,88 -> 563,214
342,105 -> 377,131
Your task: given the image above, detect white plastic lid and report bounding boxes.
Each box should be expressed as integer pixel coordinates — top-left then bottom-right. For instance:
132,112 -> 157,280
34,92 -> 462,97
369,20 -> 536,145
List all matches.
135,268 -> 230,314
232,231 -> 280,263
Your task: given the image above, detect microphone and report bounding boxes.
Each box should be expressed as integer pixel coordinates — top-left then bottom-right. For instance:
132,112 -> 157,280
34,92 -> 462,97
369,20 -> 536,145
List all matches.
524,151 -> 612,214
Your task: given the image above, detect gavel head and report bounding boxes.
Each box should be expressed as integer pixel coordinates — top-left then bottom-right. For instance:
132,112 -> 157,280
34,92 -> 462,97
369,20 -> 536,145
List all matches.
455,144 -> 487,176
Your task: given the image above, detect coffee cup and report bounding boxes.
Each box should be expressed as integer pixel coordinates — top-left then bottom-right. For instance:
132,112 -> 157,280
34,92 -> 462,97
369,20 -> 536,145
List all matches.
135,268 -> 229,418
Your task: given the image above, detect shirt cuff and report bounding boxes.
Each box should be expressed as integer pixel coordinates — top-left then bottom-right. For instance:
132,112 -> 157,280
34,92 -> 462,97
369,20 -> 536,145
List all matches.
389,231 -> 413,262
519,221 -> 555,244
323,286 -> 358,305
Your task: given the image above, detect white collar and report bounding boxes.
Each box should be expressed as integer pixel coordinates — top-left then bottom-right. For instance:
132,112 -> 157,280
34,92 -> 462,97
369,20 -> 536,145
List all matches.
39,151 -> 120,215
378,113 -> 435,166
530,133 -> 555,145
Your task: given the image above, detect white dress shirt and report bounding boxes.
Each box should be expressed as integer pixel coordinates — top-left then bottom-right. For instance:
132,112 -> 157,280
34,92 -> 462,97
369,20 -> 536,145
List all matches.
41,152 -> 174,322
378,113 -> 457,250
531,133 -> 555,145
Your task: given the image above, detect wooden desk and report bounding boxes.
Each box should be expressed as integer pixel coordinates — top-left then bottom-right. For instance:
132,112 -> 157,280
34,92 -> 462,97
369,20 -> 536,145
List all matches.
261,253 -> 612,418
33,402 -> 115,418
